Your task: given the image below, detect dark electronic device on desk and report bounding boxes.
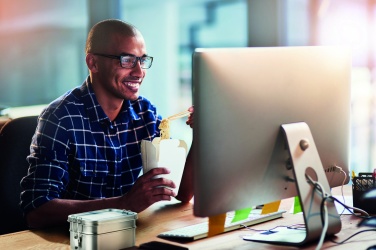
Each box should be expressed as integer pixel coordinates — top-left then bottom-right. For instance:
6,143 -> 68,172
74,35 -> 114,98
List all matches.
190,46 -> 351,246
139,241 -> 188,250
353,171 -> 376,215
356,172 -> 376,228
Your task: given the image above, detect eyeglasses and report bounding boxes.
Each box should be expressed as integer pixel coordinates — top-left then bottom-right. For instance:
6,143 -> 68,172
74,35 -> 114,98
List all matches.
93,53 -> 153,69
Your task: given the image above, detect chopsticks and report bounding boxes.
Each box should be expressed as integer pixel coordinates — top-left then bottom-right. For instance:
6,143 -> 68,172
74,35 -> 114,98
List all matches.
167,110 -> 191,121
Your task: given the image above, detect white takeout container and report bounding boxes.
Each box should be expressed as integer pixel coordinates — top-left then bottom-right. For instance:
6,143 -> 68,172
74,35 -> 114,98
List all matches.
67,208 -> 137,250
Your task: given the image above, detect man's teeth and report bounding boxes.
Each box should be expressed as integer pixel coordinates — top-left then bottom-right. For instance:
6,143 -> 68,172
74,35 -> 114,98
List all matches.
125,82 -> 139,87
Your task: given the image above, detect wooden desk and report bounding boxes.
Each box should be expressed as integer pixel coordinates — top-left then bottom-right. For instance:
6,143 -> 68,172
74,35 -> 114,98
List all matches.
1,186 -> 376,250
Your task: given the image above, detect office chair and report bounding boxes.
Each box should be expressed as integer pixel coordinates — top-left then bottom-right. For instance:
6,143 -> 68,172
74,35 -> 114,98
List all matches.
0,116 -> 38,235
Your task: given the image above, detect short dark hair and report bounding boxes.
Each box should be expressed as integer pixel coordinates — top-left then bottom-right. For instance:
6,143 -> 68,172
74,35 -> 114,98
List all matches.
85,19 -> 141,54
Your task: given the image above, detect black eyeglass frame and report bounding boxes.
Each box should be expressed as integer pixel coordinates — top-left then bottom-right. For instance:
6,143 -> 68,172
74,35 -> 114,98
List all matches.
93,53 -> 153,69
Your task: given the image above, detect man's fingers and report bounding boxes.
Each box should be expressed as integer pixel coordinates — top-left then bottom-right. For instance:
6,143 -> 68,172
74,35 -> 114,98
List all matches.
151,186 -> 177,197
150,177 -> 176,189
143,167 -> 171,178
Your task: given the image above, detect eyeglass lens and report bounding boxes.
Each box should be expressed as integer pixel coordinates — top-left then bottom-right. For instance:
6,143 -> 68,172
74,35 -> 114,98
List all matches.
120,55 -> 152,69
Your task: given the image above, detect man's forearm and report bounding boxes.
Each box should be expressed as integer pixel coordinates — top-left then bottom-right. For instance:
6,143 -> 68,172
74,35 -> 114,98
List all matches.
176,150 -> 194,203
26,197 -> 121,229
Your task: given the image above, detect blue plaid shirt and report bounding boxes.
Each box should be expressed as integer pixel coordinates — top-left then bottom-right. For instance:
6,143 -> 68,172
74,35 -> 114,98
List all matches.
20,77 -> 162,214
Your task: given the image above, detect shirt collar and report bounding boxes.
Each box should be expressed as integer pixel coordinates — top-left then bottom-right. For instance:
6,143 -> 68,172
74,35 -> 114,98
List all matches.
81,76 -> 141,124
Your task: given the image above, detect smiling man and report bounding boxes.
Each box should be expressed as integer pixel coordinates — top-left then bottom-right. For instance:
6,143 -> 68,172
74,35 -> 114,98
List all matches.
20,19 -> 194,229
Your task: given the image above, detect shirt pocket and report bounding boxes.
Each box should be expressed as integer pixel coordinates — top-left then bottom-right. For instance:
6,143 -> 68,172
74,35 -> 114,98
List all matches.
79,160 -> 109,177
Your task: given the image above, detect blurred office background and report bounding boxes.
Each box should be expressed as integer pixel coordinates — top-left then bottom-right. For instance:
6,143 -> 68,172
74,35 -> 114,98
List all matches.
0,0 -> 375,174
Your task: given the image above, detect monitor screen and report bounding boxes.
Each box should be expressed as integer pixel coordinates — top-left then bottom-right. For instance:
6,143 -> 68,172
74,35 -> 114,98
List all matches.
191,46 -> 351,219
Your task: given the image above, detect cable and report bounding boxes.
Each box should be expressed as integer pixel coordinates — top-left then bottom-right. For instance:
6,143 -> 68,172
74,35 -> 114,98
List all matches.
325,166 -> 369,216
243,171 -> 374,248
240,223 -> 306,233
329,196 -> 376,245
305,174 -> 338,250
333,166 -> 347,215
311,179 -> 330,250
306,172 -> 375,249
329,229 -> 376,244
330,196 -> 370,218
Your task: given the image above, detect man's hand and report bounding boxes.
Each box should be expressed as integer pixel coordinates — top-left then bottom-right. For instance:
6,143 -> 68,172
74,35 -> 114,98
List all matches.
120,167 -> 176,212
186,106 -> 194,128
25,168 -> 176,228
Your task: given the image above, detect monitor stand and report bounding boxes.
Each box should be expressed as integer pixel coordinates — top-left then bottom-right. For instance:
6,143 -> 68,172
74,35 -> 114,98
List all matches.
244,122 -> 341,246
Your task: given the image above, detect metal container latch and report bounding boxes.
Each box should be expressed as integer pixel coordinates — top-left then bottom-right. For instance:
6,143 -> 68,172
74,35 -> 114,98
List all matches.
72,217 -> 83,249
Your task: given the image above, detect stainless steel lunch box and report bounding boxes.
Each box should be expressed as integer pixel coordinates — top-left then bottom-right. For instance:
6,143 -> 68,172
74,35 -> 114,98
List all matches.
68,209 -> 137,250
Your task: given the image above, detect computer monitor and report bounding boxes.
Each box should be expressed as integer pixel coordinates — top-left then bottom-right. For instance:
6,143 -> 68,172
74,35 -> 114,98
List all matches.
191,46 -> 351,245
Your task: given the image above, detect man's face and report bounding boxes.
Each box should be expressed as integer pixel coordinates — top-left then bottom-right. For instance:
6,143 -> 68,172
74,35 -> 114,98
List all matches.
93,33 -> 148,102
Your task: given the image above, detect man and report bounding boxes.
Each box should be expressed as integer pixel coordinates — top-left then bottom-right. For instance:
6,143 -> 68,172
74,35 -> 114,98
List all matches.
20,19 -> 194,229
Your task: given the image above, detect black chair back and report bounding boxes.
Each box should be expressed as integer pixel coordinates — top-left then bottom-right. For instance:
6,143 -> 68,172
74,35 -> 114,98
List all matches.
0,116 -> 38,234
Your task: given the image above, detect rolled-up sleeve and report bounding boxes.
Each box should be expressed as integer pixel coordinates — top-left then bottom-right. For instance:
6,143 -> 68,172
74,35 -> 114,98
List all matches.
20,110 -> 70,215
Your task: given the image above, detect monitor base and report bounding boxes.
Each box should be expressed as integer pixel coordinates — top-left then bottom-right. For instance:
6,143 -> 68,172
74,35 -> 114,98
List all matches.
245,122 -> 342,246
243,226 -> 306,245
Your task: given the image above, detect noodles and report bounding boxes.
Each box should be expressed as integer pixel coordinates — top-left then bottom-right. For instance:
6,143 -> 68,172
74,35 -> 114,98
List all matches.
158,110 -> 190,140
159,118 -> 170,140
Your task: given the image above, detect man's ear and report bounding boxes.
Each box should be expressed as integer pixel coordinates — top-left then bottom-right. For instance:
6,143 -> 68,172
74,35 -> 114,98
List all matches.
86,53 -> 99,73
